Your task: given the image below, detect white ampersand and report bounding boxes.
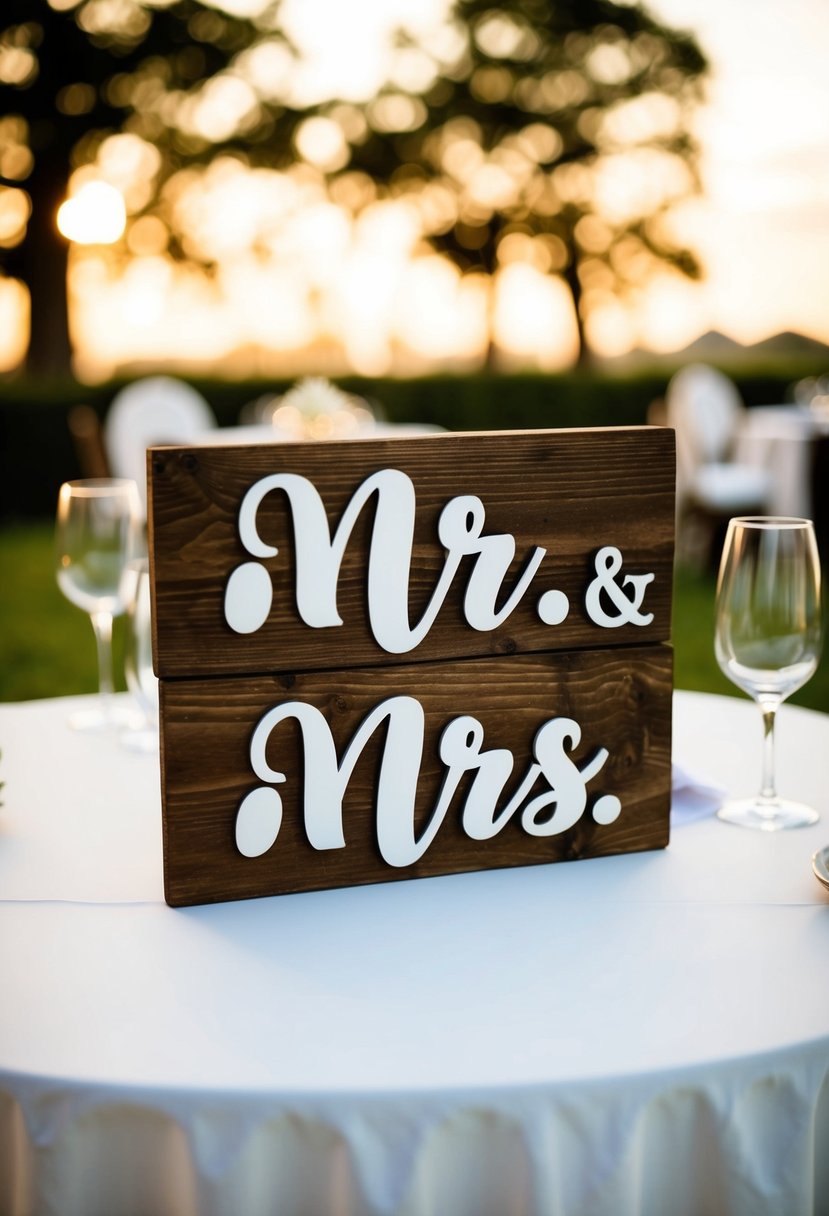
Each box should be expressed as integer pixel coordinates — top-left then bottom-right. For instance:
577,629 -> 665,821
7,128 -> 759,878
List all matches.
584,546 -> 654,628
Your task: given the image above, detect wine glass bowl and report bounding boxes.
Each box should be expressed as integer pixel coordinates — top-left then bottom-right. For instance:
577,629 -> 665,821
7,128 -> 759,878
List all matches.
55,478 -> 142,731
122,558 -> 159,752
715,517 -> 822,830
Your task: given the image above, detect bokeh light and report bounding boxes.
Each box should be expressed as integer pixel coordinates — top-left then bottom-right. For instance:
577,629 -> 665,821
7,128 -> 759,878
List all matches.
57,182 -> 127,245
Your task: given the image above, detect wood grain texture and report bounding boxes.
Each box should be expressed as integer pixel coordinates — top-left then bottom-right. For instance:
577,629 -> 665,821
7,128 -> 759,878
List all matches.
160,643 -> 672,906
148,427 -> 675,678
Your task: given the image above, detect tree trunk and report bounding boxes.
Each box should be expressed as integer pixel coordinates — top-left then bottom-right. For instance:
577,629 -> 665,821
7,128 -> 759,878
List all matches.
563,252 -> 591,371
483,273 -> 499,371
20,159 -> 73,379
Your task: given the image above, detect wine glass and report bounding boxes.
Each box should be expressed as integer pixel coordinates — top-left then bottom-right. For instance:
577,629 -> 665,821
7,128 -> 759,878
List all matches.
122,558 -> 159,752
715,516 -> 823,830
55,478 -> 142,731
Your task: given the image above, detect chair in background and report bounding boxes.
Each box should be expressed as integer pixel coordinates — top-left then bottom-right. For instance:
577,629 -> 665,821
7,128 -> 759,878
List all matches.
67,404 -> 110,479
104,376 -> 216,514
665,363 -> 773,568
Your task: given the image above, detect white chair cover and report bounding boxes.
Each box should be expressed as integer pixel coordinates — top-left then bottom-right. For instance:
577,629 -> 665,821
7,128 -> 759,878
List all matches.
104,377 -> 216,513
666,364 -> 772,518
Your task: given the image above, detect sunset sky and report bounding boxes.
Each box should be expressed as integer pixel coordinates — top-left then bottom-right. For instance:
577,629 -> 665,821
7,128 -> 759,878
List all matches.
2,0 -> 828,379
644,0 -> 829,351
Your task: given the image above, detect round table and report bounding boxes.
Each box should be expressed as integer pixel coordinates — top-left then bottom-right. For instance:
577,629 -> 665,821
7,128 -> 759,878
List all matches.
1,690 -> 828,1216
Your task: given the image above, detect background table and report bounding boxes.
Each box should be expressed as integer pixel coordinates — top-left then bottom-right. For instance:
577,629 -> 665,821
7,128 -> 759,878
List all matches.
737,404 -> 829,519
1,691 -> 828,1216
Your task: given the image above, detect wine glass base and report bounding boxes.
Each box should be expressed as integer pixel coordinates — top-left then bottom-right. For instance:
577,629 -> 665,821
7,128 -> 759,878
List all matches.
68,703 -> 143,733
120,726 -> 159,753
717,797 -> 819,832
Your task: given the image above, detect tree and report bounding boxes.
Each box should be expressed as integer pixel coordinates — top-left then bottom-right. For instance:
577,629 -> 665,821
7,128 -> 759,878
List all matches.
0,0 -> 708,377
331,0 -> 708,366
0,0 -> 305,377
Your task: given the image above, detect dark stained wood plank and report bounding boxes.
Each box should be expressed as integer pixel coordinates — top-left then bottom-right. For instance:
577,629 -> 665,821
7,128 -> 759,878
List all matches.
148,427 -> 675,678
160,643 -> 672,906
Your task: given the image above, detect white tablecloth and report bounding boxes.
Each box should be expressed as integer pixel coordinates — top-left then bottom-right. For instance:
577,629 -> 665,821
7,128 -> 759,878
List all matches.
1,691 -> 828,1216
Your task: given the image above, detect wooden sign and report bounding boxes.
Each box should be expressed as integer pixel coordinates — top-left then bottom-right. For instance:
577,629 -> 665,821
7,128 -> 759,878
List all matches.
148,427 -> 675,907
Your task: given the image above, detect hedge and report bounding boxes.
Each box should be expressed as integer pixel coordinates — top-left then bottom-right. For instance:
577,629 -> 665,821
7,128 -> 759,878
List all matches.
0,363 -> 813,521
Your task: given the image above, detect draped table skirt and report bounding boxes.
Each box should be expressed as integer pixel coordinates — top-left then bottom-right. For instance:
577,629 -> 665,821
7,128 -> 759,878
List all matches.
1,691 -> 828,1216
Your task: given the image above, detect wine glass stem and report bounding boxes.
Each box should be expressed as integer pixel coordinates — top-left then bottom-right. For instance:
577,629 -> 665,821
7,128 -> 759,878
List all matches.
90,610 -> 115,715
759,704 -> 778,806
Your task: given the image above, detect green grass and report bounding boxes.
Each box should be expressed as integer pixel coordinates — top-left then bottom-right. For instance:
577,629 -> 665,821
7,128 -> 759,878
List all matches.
672,564 -> 828,712
1,520 -> 128,701
2,520 -> 828,712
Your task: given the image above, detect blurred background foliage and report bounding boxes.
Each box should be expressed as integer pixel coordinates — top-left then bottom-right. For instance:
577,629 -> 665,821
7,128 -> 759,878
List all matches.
0,362 -> 824,520
0,0 -> 709,379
